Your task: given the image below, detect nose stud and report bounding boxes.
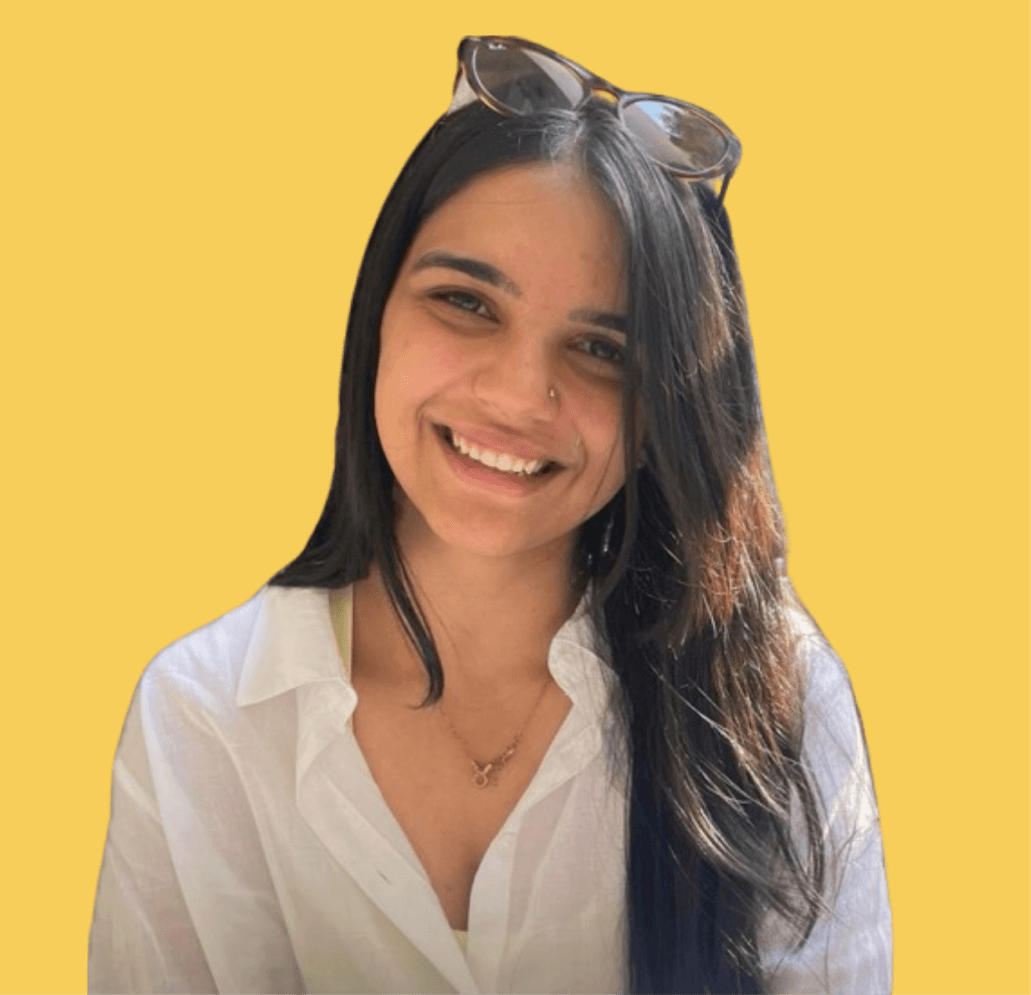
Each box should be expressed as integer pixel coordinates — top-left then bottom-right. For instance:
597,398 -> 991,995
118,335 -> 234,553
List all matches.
549,387 -> 557,400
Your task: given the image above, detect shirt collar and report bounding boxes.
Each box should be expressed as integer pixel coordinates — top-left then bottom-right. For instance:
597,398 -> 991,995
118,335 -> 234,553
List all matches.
236,583 -> 618,721
236,586 -> 346,707
547,591 -> 620,731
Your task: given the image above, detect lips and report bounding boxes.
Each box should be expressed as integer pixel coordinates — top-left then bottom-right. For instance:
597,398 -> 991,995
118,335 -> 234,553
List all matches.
435,424 -> 560,478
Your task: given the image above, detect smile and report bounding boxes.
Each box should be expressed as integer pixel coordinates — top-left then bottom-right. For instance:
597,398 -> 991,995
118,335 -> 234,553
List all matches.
437,426 -> 558,478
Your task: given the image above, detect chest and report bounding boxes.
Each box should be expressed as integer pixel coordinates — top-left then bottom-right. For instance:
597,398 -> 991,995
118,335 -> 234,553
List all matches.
350,674 -> 572,930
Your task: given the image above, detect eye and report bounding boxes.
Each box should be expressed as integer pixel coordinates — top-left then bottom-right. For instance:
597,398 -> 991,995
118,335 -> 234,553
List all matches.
431,289 -> 494,319
575,335 -> 625,366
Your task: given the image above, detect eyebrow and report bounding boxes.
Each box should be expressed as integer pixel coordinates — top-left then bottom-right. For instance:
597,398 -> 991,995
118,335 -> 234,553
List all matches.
411,251 -> 521,297
410,250 -> 627,334
569,308 -> 626,334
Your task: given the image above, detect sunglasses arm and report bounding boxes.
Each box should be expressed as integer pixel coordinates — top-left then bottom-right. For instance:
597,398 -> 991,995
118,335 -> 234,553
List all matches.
445,71 -> 479,117
717,170 -> 735,206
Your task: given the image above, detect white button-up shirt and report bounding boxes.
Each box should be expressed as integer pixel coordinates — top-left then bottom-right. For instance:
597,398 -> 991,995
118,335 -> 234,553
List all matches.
89,585 -> 891,994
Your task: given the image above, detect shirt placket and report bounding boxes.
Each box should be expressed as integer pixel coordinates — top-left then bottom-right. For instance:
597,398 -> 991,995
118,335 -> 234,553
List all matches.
296,680 -> 481,993
465,824 -> 518,994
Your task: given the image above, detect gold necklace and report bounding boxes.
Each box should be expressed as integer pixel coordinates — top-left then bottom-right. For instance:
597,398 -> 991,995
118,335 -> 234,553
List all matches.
440,677 -> 552,788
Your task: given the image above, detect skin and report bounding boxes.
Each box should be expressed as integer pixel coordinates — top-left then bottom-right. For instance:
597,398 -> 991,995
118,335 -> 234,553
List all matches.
360,160 -> 629,702
347,161 -> 631,929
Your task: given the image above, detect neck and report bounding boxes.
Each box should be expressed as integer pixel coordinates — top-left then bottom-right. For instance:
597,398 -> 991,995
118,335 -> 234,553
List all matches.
353,504 -> 583,703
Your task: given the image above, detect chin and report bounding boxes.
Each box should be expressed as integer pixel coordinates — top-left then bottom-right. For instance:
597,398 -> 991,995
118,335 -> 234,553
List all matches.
412,505 -> 574,563
447,522 -> 567,561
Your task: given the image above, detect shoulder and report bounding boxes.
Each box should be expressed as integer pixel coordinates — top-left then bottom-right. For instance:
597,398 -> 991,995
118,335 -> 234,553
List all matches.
759,605 -> 892,992
786,601 -> 882,845
787,604 -> 866,757
131,583 -> 342,743
137,587 -> 269,716
105,589 -> 277,836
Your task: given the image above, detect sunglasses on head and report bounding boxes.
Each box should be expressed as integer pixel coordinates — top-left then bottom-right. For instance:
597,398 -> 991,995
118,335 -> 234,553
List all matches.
446,36 -> 742,203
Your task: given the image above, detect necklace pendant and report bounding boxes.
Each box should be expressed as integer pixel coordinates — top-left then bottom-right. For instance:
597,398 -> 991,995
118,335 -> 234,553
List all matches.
471,761 -> 494,788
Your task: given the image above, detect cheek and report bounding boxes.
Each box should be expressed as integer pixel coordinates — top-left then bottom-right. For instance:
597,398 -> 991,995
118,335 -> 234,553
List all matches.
380,314 -> 466,395
574,390 -> 626,485
375,316 -> 471,450
374,315 -> 416,451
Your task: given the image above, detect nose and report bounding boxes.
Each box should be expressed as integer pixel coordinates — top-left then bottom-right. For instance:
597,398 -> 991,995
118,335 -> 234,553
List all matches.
471,328 -> 557,423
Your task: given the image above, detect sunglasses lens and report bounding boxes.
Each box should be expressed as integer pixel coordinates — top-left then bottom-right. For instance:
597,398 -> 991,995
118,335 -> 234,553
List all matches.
622,98 -> 733,174
471,41 -> 584,114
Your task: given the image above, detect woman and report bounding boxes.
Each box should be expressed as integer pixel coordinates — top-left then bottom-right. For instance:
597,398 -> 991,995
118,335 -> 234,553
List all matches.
90,36 -> 891,994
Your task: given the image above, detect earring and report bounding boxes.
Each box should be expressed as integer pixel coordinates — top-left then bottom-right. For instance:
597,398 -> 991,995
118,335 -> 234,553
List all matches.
549,387 -> 557,400
600,510 -> 615,558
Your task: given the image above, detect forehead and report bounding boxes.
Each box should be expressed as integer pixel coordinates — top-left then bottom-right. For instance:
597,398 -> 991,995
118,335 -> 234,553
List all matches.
407,163 -> 626,308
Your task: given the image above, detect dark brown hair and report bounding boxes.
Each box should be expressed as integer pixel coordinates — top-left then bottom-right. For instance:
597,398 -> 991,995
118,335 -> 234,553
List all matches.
271,100 -> 825,993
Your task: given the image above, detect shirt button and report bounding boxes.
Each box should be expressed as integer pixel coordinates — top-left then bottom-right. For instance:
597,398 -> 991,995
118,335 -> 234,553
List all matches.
496,832 -> 515,855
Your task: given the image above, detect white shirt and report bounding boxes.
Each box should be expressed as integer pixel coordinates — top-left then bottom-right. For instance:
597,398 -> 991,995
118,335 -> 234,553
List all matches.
88,585 -> 892,994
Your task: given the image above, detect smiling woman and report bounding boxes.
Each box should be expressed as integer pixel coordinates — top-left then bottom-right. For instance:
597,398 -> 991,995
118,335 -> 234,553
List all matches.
377,163 -> 628,562
88,35 -> 892,995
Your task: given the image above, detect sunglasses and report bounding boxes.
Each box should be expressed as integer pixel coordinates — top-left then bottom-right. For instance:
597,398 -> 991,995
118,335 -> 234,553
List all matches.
446,36 -> 742,202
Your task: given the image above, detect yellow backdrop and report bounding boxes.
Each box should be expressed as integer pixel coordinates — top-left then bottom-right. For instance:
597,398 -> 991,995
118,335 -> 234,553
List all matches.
2,2 -> 1027,992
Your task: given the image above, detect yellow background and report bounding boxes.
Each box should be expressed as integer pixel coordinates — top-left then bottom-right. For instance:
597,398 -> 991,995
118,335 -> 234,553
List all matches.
2,2 -> 1027,992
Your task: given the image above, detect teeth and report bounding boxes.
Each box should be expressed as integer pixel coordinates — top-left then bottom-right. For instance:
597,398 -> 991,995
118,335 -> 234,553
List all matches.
447,430 -> 549,477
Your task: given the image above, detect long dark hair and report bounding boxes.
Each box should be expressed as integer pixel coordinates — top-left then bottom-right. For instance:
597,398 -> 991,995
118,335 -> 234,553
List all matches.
271,100 -> 825,993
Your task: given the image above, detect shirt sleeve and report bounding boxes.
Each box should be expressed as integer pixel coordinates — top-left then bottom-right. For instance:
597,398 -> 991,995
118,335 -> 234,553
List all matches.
89,682 -> 218,994
760,630 -> 894,995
